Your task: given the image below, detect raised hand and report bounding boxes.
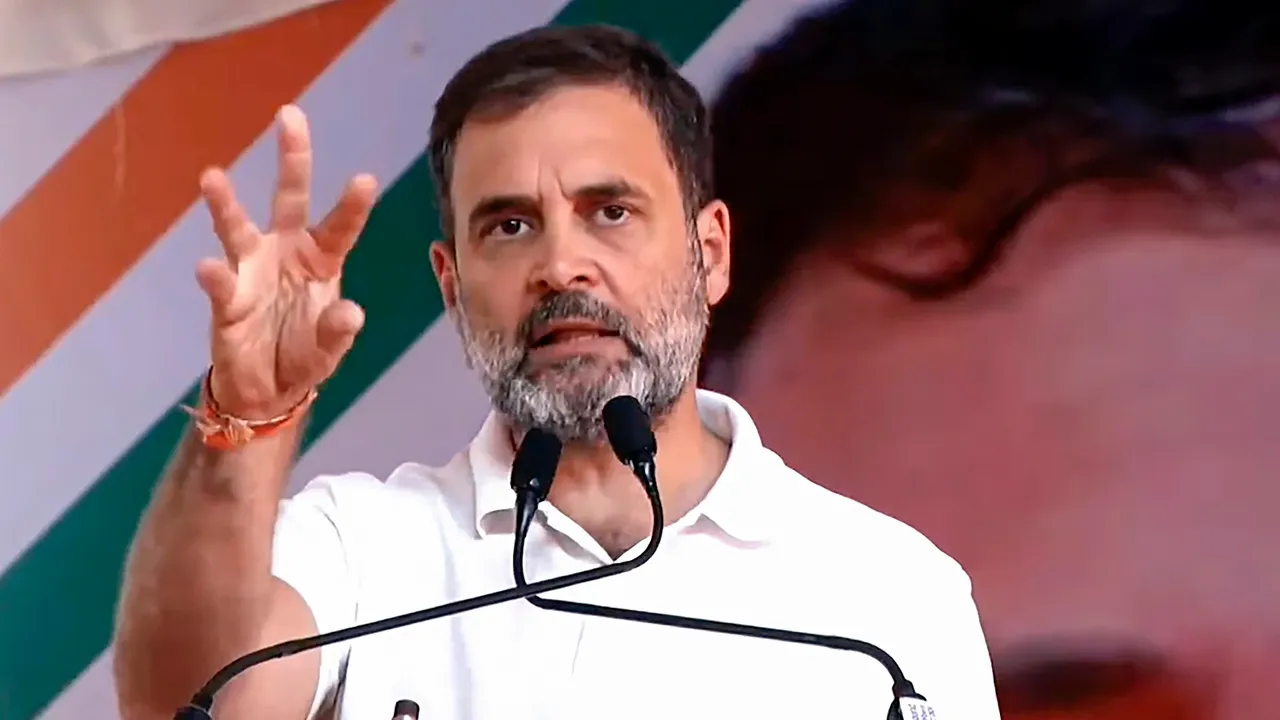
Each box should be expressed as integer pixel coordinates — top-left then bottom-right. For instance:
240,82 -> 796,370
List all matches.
195,104 -> 378,420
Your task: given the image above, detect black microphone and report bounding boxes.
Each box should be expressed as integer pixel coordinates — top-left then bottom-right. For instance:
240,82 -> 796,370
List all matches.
173,408 -> 663,720
601,394 -> 659,488
512,395 -> 661,561
390,698 -> 420,720
511,426 -> 562,542
510,398 -> 935,720
510,396 -> 665,616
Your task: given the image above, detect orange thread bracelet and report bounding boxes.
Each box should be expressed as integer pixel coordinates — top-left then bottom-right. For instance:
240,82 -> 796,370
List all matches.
181,367 -> 317,450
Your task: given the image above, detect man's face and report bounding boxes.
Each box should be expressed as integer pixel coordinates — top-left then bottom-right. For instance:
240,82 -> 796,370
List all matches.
432,84 -> 729,442
730,151 -> 1280,717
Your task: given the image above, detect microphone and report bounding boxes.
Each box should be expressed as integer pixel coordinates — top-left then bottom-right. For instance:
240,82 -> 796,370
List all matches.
513,395 -> 660,537
601,394 -> 659,487
510,399 -> 934,720
510,396 -> 664,607
173,404 -> 664,720
510,426 -> 561,543
390,699 -> 420,720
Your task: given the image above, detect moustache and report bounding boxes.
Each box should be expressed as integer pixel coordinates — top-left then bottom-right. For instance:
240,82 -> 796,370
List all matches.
516,291 -> 645,358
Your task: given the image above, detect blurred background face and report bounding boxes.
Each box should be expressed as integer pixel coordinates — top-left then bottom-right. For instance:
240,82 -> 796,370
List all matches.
728,132 -> 1280,717
439,84 -> 710,441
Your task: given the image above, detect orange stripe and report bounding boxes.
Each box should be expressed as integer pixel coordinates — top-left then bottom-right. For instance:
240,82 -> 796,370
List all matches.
0,0 -> 393,400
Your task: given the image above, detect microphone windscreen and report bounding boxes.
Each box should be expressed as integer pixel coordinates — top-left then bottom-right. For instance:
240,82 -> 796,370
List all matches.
512,428 -> 562,495
392,699 -> 420,719
602,395 -> 657,463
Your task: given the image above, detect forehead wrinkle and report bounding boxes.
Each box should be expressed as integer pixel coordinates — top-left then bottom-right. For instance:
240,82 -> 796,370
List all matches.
455,84 -> 675,208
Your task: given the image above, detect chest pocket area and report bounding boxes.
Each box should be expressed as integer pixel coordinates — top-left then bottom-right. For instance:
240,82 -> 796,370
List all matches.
595,619 -> 890,720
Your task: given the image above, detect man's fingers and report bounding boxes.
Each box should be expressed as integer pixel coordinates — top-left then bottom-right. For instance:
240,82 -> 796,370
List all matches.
312,174 -> 378,261
195,257 -> 238,319
270,105 -> 313,233
200,168 -> 260,264
315,298 -> 365,354
308,299 -> 365,385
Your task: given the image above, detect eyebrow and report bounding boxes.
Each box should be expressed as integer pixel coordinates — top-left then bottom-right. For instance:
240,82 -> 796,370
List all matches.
574,178 -> 649,203
467,194 -> 536,229
993,647 -> 1173,712
466,178 -> 650,230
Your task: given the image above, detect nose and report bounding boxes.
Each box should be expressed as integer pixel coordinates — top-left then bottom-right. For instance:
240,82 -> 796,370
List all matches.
530,221 -> 600,294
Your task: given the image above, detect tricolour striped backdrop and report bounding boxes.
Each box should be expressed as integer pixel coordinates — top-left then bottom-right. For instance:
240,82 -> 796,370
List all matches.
0,0 -> 835,717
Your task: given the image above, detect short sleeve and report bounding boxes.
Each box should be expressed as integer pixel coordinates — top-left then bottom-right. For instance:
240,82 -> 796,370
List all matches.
271,473 -> 373,720
910,566 -> 1003,719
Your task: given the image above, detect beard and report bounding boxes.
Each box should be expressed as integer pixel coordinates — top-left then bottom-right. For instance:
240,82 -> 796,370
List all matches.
453,253 -> 709,444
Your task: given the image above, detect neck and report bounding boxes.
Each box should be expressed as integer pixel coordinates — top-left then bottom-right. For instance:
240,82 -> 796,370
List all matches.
522,385 -> 730,557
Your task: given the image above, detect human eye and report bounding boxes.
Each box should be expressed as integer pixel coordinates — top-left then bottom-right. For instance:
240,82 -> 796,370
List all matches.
593,204 -> 632,227
483,217 -> 533,240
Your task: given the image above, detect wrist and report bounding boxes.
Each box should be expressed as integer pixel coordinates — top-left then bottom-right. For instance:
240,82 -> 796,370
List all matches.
184,367 -> 315,450
207,367 -> 312,421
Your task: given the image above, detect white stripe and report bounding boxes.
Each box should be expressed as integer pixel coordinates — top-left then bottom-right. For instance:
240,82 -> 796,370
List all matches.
0,46 -> 164,219
39,651 -> 115,720
0,0 -> 571,577
0,0 -> 332,78
288,319 -> 492,490
38,1 -> 836,716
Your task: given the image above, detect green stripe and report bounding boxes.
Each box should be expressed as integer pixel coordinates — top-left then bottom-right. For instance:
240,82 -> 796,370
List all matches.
0,1 -> 744,717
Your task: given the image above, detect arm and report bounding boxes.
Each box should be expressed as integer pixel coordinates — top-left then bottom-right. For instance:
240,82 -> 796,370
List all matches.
113,426 -> 320,720
111,103 -> 374,720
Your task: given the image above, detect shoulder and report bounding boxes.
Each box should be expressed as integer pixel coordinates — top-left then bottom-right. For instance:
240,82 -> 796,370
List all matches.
272,451 -> 488,601
279,450 -> 479,536
765,452 -> 972,593
703,388 -> 971,592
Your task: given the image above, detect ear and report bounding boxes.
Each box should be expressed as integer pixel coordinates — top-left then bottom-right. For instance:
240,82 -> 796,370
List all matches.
695,199 -> 732,306
430,240 -> 460,313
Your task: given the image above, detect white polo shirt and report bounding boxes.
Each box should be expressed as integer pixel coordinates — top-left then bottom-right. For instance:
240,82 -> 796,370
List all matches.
272,390 -> 1001,720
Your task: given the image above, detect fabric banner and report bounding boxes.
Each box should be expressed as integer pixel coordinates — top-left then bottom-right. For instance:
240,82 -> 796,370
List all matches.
0,0 -> 338,77
0,0 -> 805,717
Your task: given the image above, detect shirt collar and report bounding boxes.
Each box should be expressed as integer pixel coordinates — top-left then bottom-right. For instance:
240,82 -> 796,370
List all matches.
468,389 -> 776,543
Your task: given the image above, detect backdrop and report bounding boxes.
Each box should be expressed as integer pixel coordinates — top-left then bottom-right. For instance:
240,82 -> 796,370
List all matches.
0,1 -> 1275,719
0,1 -> 834,718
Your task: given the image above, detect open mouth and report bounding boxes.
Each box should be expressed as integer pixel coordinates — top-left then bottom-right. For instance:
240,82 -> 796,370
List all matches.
529,322 -> 622,348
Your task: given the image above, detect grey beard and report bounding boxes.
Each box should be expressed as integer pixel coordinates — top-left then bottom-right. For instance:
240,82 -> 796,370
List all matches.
454,272 -> 708,445
485,353 -> 665,443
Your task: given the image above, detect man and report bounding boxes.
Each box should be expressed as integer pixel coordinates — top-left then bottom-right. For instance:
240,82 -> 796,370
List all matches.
701,1 -> 1280,718
111,24 -> 1000,720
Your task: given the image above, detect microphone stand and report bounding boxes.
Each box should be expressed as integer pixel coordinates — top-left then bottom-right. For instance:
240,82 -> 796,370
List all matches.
174,499 -> 666,720
512,456 -> 931,720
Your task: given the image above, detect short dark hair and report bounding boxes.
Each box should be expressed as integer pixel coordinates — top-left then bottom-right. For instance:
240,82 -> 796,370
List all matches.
428,24 -> 713,239
701,0 -> 1280,377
